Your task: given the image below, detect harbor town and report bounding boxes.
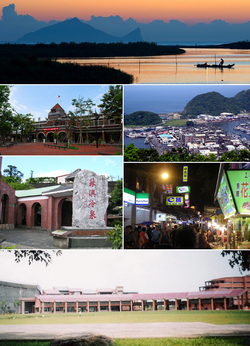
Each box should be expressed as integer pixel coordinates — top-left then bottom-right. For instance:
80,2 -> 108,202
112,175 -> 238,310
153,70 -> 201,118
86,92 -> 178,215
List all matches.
125,112 -> 250,158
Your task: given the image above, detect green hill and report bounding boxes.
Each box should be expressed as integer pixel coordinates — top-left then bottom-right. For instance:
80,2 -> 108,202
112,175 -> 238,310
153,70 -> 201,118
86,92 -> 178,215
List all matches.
182,89 -> 250,116
125,111 -> 162,126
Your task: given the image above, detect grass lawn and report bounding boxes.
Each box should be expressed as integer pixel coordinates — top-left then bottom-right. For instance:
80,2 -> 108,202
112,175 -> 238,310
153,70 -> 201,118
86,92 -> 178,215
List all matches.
0,337 -> 249,346
164,119 -> 187,126
0,310 -> 249,325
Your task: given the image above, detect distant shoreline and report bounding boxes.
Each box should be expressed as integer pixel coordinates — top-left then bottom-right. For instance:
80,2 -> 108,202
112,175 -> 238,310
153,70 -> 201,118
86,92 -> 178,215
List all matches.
0,42 -> 185,59
178,41 -> 250,49
124,116 -> 250,129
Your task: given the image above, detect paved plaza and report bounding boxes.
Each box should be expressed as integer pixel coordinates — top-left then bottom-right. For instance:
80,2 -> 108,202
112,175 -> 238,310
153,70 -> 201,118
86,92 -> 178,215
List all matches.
0,142 -> 122,155
0,322 -> 250,340
0,227 -> 57,249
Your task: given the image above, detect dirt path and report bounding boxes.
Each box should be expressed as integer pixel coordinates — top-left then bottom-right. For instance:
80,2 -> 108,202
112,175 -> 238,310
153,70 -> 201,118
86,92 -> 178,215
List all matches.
0,322 -> 249,339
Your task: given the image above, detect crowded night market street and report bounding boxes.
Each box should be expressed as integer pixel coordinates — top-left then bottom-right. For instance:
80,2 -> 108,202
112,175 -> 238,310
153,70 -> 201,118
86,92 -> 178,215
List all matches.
124,162 -> 250,250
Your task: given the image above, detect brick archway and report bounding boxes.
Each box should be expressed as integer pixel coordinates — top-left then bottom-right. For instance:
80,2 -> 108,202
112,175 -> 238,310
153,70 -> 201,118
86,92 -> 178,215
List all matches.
18,203 -> 27,225
46,132 -> 54,142
37,132 -> 45,142
0,194 -> 9,224
57,198 -> 72,229
31,202 -> 42,227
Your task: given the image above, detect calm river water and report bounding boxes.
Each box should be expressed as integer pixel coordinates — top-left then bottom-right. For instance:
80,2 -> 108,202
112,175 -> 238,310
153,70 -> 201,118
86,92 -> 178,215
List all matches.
59,48 -> 250,84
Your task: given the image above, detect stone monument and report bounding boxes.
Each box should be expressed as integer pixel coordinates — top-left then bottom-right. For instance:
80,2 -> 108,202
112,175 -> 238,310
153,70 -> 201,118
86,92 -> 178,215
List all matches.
72,169 -> 108,229
56,169 -> 113,249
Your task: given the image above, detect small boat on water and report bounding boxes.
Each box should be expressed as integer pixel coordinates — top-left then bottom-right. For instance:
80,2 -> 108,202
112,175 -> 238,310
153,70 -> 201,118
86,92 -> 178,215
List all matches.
196,63 -> 235,69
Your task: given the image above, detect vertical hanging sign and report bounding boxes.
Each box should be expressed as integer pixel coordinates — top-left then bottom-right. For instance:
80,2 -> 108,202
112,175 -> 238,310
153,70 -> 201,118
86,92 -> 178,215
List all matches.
183,166 -> 188,182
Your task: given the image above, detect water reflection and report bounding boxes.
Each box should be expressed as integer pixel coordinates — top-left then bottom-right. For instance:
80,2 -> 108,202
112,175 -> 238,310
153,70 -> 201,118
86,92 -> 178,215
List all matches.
59,48 -> 250,84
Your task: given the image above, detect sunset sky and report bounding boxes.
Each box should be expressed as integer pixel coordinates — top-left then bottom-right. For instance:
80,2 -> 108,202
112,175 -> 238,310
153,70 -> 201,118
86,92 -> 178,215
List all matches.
1,0 -> 249,23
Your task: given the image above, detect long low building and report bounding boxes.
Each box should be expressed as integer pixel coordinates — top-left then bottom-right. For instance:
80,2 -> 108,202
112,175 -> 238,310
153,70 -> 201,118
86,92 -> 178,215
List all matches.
18,280 -> 249,314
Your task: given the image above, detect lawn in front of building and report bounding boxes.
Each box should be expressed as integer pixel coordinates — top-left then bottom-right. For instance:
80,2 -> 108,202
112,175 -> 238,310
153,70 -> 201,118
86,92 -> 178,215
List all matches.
0,337 -> 249,346
0,310 -> 249,325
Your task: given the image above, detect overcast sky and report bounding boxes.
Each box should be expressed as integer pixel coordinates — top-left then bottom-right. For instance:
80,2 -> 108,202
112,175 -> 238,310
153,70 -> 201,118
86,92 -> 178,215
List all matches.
1,156 -> 123,181
0,250 -> 248,293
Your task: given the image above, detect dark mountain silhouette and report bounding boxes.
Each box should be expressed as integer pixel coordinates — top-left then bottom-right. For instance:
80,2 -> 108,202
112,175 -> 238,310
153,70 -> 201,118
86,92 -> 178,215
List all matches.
182,90 -> 250,116
16,17 -> 143,44
1,4 -> 249,43
122,28 -> 142,43
0,4 -> 58,42
85,16 -> 250,43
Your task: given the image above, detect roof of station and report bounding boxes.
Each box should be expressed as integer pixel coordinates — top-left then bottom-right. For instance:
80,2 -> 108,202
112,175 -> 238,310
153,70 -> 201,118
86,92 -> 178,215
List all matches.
33,289 -> 247,303
16,185 -> 60,198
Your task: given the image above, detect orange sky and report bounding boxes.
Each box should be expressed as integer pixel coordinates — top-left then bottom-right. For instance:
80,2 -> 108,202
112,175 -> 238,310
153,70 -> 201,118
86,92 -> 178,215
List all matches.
2,0 -> 250,23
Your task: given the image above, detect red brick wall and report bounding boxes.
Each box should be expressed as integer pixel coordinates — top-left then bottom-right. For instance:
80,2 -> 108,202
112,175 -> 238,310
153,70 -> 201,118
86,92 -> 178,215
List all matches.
0,180 -> 17,224
17,196 -> 73,230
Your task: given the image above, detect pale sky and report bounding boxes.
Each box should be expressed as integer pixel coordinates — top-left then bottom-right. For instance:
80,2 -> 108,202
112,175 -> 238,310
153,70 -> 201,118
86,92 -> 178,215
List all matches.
9,85 -> 111,121
1,156 -> 123,181
0,250 -> 248,293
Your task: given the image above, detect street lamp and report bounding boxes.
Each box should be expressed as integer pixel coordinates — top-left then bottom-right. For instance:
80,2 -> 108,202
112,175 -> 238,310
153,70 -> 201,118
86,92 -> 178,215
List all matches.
94,111 -> 100,149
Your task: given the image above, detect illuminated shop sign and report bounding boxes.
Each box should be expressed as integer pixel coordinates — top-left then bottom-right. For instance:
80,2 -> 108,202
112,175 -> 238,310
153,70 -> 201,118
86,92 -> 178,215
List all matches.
184,193 -> 190,208
176,186 -> 191,193
124,188 -> 135,204
136,193 -> 149,205
227,170 -> 250,214
216,172 -> 236,218
166,196 -> 184,205
156,213 -> 166,222
163,184 -> 173,194
183,166 -> 188,182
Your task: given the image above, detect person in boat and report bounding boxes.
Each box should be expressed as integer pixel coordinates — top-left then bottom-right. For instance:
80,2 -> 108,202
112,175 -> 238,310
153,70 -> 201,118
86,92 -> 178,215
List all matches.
219,58 -> 224,66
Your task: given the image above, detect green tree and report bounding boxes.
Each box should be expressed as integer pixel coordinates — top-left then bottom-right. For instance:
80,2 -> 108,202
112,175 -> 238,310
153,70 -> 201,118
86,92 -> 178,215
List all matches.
98,85 -> 122,123
13,250 -> 62,266
70,97 -> 95,144
124,143 -> 142,162
3,165 -> 24,181
0,85 -> 15,143
220,150 -> 250,162
13,300 -> 21,314
13,113 -> 35,142
125,111 -> 161,126
0,301 -> 10,314
186,121 -> 195,127
108,179 -> 123,213
105,224 -> 122,249
1,176 -> 33,190
221,250 -> 250,274
26,177 -> 56,185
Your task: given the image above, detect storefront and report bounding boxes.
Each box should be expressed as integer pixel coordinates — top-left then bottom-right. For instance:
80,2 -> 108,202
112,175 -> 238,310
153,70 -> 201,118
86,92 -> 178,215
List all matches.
215,168 -> 250,249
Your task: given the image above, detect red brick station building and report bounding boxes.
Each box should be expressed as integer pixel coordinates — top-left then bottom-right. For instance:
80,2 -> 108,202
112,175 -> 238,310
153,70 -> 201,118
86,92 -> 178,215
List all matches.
15,275 -> 250,313
0,157 -> 116,231
30,103 -> 121,144
0,168 -> 74,231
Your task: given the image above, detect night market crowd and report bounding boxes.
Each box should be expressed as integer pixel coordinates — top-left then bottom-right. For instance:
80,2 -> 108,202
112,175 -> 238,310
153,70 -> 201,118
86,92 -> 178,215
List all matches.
124,223 -> 215,249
